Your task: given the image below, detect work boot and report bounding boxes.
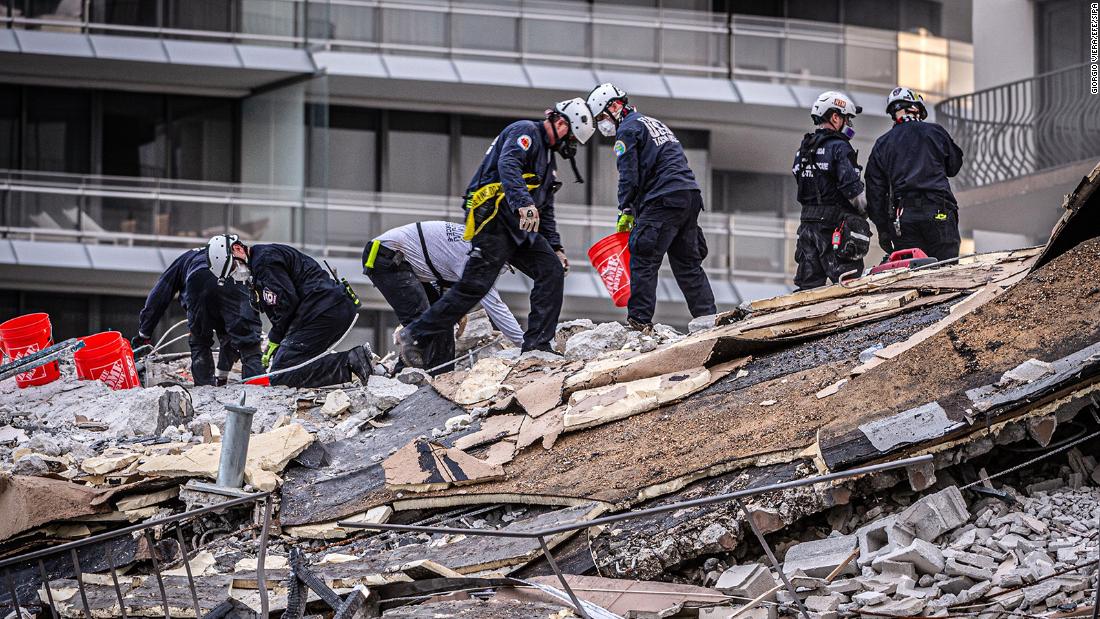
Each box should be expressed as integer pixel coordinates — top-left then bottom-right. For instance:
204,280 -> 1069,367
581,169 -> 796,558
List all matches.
394,330 -> 426,369
347,345 -> 374,382
627,317 -> 654,336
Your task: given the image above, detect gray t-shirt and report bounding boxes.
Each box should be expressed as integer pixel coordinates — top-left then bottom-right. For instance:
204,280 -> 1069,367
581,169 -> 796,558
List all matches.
376,221 -> 524,346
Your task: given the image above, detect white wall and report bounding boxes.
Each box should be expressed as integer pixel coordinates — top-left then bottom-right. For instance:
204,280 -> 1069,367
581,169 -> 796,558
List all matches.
972,0 -> 1036,90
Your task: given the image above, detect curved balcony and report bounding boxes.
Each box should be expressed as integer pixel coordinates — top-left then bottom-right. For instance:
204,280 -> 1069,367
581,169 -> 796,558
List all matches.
935,63 -> 1100,190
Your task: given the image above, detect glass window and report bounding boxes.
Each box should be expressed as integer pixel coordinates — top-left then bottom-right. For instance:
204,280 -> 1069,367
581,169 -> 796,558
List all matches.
554,144 -> 587,206
595,24 -> 658,64
899,0 -> 940,36
387,112 -> 449,196
898,49 -> 948,95
102,92 -> 167,178
712,170 -> 787,215
662,28 -> 727,69
25,87 -> 91,173
171,0 -> 232,32
169,96 -> 233,182
843,0 -> 897,31
318,106 -> 379,192
89,0 -> 159,27
845,44 -> 896,86
382,6 -> 447,47
0,86 -> 18,171
243,0 -> 301,38
591,141 -> 619,208
787,0 -> 839,23
729,0 -> 781,18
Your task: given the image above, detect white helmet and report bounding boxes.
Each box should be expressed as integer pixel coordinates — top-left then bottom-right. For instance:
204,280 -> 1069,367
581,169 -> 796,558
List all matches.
587,83 -> 627,119
886,86 -> 927,119
553,97 -> 595,145
207,234 -> 240,282
810,91 -> 862,124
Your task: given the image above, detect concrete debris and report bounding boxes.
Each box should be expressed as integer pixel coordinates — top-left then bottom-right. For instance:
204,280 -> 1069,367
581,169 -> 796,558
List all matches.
688,314 -> 718,333
321,388 -> 352,417
782,534 -> 858,578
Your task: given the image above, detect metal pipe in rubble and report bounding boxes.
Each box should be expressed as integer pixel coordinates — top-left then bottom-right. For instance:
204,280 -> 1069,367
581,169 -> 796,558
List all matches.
216,393 -> 255,488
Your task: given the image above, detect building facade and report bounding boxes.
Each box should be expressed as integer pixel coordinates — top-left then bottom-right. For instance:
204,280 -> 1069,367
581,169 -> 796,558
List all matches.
1,0 -> 982,350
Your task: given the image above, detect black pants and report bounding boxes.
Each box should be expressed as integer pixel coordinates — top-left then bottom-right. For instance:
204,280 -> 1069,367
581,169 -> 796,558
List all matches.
405,218 -> 563,353
893,203 -> 961,261
628,189 -> 716,324
270,296 -> 358,387
794,221 -> 865,290
188,281 -> 263,386
365,251 -> 454,374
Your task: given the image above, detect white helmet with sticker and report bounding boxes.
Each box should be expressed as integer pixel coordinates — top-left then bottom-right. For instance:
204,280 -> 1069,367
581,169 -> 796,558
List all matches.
554,97 -> 595,145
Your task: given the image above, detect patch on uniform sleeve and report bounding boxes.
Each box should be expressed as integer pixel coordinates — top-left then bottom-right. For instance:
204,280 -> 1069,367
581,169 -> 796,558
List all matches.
613,140 -> 626,157
517,135 -> 532,151
262,288 -> 277,306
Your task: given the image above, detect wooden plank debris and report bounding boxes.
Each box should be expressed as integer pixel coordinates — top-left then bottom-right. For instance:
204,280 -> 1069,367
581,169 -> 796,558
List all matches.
0,473 -> 106,541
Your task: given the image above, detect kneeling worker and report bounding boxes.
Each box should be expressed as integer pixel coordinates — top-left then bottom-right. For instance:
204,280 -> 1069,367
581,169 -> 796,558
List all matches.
206,235 -> 373,387
586,83 -> 715,332
396,99 -> 594,367
791,91 -> 872,289
134,247 -> 263,386
363,220 -> 524,372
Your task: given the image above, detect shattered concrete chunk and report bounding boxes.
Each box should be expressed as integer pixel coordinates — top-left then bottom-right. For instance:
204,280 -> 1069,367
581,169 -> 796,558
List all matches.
871,539 -> 945,575
782,534 -> 858,578
321,389 -> 352,417
892,486 -> 969,543
365,375 -> 419,410
715,564 -> 776,601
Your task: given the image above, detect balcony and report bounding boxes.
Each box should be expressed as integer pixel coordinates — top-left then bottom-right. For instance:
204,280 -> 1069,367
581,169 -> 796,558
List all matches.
1,0 -> 973,99
0,169 -> 798,307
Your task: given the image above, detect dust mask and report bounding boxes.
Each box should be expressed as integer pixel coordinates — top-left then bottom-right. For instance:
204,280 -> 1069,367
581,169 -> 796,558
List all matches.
597,118 -> 618,137
230,261 -> 251,283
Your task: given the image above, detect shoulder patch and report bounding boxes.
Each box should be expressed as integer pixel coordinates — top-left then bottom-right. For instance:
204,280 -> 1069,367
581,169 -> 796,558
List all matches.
516,135 -> 532,151
613,140 -> 626,157
262,288 -> 277,306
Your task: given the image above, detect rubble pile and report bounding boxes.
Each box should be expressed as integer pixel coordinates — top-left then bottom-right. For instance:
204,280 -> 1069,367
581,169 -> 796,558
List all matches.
0,163 -> 1098,618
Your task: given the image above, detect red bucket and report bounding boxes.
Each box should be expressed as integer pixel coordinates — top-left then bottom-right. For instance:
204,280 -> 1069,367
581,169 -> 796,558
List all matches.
73,331 -> 140,390
0,312 -> 61,388
244,375 -> 271,386
588,231 -> 632,307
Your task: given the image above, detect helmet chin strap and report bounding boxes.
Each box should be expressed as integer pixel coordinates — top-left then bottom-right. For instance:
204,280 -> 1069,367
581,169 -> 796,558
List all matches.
547,112 -> 585,184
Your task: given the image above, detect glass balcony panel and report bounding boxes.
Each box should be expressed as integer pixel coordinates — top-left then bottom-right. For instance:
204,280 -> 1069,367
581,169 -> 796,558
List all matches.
948,58 -> 974,97
161,199 -> 229,239
733,33 -> 782,74
845,44 -> 896,86
898,30 -> 948,55
594,22 -> 658,64
171,0 -> 233,33
89,0 -> 159,28
523,16 -> 590,60
323,2 -> 377,43
453,13 -> 517,53
787,38 -> 841,81
381,6 -> 447,48
386,131 -> 449,195
241,0 -> 299,38
898,49 -> 948,96
661,27 -> 727,69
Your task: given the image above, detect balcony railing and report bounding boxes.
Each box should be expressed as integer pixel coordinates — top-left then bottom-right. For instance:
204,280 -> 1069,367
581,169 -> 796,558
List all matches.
1,0 -> 973,98
0,169 -> 797,282
935,63 -> 1100,190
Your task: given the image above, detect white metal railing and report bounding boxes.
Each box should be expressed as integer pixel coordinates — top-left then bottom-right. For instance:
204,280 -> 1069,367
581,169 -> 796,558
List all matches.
0,169 -> 796,281
1,0 -> 973,98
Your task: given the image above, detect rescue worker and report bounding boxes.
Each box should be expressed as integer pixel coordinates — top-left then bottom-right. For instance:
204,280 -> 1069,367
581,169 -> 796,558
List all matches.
791,90 -> 872,290
206,235 -> 373,387
586,83 -> 715,332
363,220 -> 524,373
865,87 -> 964,260
395,99 -> 594,367
133,247 -> 262,386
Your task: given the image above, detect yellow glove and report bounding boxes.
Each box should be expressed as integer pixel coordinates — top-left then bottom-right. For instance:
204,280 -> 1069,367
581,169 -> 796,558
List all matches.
262,341 -> 280,368
616,212 -> 635,233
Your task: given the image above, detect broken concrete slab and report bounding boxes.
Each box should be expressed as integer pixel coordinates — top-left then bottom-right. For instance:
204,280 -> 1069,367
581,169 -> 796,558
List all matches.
782,534 -> 858,578
137,422 -> 314,491
716,563 -> 777,601
891,486 -> 969,543
450,357 -> 513,404
871,539 -> 945,575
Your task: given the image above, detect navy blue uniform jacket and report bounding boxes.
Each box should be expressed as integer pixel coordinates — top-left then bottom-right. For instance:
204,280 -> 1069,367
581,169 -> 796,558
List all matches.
466,120 -> 562,250
614,109 -> 698,214
791,129 -> 865,217
139,248 -> 253,336
864,120 -> 963,230
248,244 -> 346,345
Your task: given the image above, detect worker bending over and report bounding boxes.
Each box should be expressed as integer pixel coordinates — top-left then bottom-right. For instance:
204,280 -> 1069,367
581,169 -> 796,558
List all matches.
364,220 -> 524,373
791,91 -> 872,290
207,235 -> 373,387
134,247 -> 263,386
865,87 -> 964,260
586,83 -> 715,332
396,99 -> 594,367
